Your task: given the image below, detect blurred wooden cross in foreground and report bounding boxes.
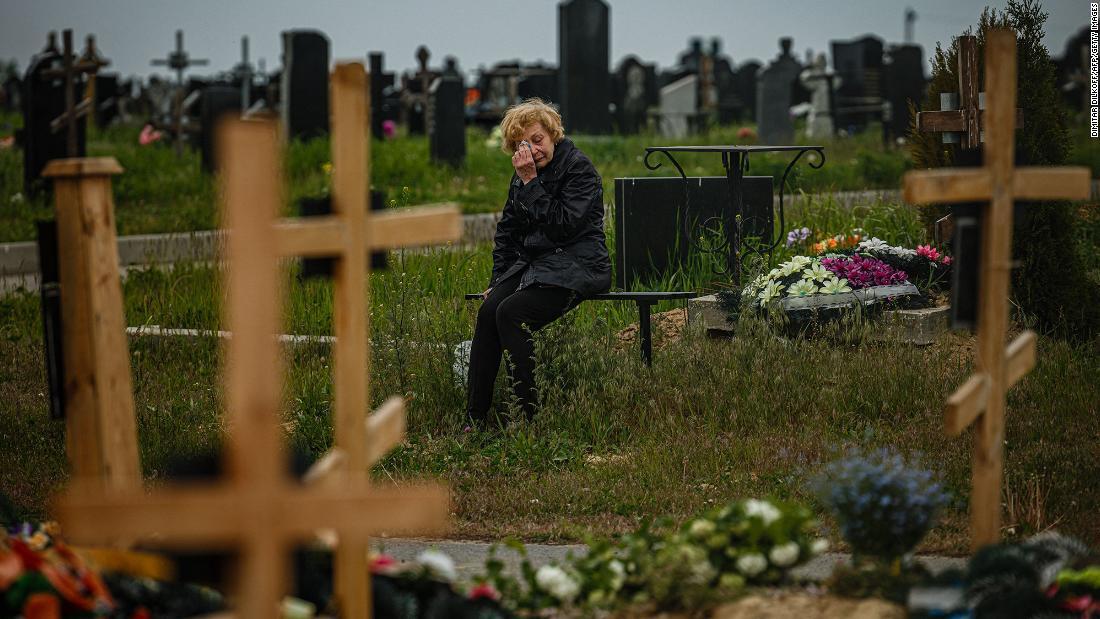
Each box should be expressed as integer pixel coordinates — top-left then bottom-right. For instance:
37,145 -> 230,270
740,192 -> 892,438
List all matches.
54,61 -> 459,617
903,29 -> 1090,551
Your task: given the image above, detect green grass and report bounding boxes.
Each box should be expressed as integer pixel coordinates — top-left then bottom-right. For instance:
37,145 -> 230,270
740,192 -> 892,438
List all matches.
2,196 -> 1098,554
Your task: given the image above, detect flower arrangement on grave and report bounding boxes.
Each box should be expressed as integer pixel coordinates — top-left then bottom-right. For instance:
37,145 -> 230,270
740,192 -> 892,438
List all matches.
908,532 -> 1100,618
812,449 -> 950,604
473,497 -> 829,613
814,449 -> 949,563
1,520 -> 229,618
782,226 -> 863,253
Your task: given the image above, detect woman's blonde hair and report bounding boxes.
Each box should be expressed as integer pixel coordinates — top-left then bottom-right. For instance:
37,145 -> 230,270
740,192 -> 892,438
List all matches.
499,98 -> 564,154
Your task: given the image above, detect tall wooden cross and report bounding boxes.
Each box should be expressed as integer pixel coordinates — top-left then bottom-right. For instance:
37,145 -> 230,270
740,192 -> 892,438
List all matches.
53,62 -> 461,617
40,30 -> 109,156
903,29 -> 1091,550
916,35 -> 1023,149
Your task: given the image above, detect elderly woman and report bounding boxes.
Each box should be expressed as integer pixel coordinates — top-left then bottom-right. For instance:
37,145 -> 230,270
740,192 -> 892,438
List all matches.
466,98 -> 611,426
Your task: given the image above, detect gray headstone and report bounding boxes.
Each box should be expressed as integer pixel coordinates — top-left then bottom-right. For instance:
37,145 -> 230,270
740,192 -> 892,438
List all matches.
428,65 -> 466,167
558,0 -> 611,134
93,73 -> 120,127
280,29 -> 329,140
756,38 -> 801,144
659,74 -> 697,138
798,54 -> 839,138
613,56 -> 656,134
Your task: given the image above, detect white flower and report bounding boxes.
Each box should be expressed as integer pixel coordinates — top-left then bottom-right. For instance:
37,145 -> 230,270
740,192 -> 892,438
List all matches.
758,281 -> 785,305
536,565 -> 580,602
858,237 -> 889,251
608,559 -> 626,590
689,518 -> 716,539
743,499 -> 781,526
802,263 -> 831,281
811,538 -> 830,555
778,257 -> 811,277
818,277 -> 852,294
416,549 -> 457,582
689,559 -> 717,584
735,553 -> 768,577
742,274 -> 769,297
768,542 -> 800,567
788,279 -> 818,297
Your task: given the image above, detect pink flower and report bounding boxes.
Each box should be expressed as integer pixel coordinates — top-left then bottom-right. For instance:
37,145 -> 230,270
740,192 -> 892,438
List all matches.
370,553 -> 399,574
940,255 -> 953,265
382,119 -> 397,139
468,582 -> 501,601
916,245 -> 941,262
139,124 -> 163,145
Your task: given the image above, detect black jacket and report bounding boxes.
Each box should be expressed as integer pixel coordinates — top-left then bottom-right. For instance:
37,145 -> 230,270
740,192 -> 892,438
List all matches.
489,138 -> 612,298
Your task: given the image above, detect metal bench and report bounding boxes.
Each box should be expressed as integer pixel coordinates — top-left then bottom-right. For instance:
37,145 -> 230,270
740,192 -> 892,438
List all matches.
465,290 -> 696,366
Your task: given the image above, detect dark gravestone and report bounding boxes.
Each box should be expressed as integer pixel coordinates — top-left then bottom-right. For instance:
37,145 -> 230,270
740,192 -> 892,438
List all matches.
732,61 -> 760,122
756,38 -> 801,144
612,56 -> 657,134
280,30 -> 329,140
516,69 -> 558,103
199,86 -> 241,173
613,176 -> 773,288
22,35 -> 86,197
2,74 -> 23,112
883,44 -> 925,140
830,35 -> 884,132
94,72 -> 119,127
428,71 -> 466,167
558,0 -> 611,134
369,52 -> 396,138
713,55 -> 739,125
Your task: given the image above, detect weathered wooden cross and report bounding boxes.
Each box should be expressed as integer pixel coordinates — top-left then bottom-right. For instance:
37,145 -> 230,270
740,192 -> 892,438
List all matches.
54,61 -> 460,617
151,30 -> 208,156
40,30 -> 109,156
916,35 -> 1023,149
903,29 -> 1091,550
42,157 -> 141,493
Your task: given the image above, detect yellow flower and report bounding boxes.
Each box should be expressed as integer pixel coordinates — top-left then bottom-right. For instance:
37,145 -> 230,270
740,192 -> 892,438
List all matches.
321,162 -> 333,175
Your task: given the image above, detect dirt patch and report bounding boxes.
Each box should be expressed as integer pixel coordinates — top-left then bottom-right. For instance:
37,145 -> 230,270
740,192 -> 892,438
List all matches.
712,591 -> 905,619
614,308 -> 687,351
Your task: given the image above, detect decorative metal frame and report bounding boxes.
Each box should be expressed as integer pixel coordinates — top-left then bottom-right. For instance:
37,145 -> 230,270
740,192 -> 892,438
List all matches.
642,145 -> 825,284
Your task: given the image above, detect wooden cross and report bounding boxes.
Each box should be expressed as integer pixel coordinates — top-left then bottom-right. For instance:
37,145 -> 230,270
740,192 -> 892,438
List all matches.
916,35 -> 1023,149
151,30 -> 209,156
40,30 -> 109,156
53,62 -> 460,617
903,29 -> 1091,550
42,157 -> 141,493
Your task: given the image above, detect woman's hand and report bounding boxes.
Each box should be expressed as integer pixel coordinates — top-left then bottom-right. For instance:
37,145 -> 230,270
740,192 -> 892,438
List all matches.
512,142 -> 537,184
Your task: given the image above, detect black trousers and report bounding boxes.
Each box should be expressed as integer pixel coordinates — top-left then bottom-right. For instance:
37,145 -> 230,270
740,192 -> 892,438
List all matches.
466,271 -> 580,423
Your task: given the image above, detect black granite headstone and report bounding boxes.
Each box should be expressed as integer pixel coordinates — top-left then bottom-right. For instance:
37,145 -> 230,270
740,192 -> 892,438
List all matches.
558,0 -> 611,134
731,61 -> 760,122
517,70 -> 558,103
883,44 -> 925,140
280,30 -> 330,140
21,36 -> 86,197
830,35 -> 885,132
94,72 -> 119,127
428,67 -> 466,167
369,52 -> 388,138
199,86 -> 241,173
613,176 -> 773,288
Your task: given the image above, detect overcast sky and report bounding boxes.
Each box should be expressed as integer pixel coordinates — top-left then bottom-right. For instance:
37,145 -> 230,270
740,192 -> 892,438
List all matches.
0,0 -> 1089,81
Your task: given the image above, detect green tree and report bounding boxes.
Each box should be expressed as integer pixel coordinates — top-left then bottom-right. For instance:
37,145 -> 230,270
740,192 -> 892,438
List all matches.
908,0 -> 1100,338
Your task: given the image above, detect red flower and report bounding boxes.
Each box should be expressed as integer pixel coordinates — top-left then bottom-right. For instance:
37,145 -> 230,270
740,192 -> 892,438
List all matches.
468,582 -> 501,601
370,553 -> 399,574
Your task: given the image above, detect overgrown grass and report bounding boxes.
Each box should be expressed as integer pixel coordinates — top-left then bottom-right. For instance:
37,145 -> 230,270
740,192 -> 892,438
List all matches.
2,197 -> 1098,554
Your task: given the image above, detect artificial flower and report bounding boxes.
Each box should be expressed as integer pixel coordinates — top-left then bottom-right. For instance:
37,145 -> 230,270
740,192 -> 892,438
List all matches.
468,582 -> 501,601
811,538 -> 830,555
535,565 -> 580,602
802,263 -> 832,281
743,499 -> 781,525
769,542 -> 800,567
735,553 -> 768,576
818,278 -> 853,294
689,519 -> 716,539
788,279 -> 818,297
417,549 -> 457,582
758,282 -> 785,305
